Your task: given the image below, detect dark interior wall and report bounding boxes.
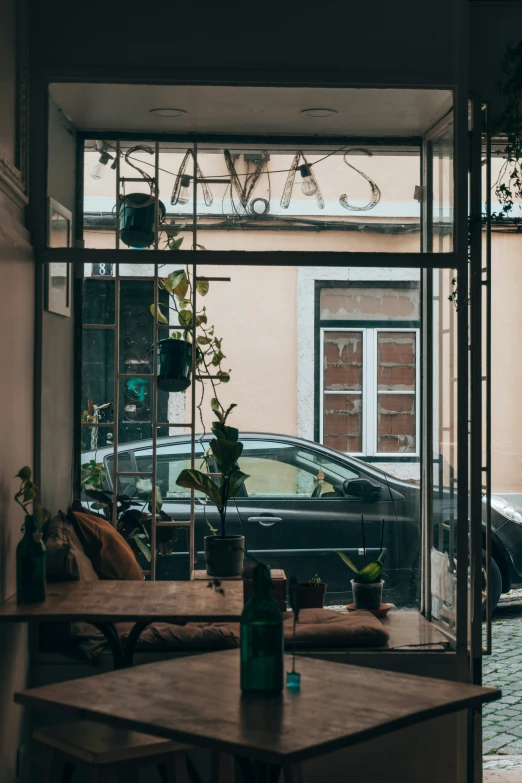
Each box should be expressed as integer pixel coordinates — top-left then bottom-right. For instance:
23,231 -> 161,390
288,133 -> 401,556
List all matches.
470,1 -> 522,125
30,0 -> 461,86
40,97 -> 77,513
0,1 -> 33,781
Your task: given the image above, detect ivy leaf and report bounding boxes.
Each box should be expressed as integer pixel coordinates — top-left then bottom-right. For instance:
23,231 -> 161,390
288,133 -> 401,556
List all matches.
178,310 -> 192,327
169,332 -> 182,340
217,371 -> 230,383
168,269 -> 187,294
23,483 -> 36,502
176,469 -> 222,508
210,398 -> 221,413
16,467 -> 31,481
197,336 -> 211,345
150,303 -> 169,325
196,279 -> 210,296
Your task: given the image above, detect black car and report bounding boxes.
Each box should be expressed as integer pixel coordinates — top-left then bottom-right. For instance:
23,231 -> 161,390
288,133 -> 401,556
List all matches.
83,433 -> 522,608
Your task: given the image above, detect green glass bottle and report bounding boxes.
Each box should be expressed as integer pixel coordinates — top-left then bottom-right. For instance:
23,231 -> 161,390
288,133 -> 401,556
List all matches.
16,515 -> 46,604
240,563 -> 283,694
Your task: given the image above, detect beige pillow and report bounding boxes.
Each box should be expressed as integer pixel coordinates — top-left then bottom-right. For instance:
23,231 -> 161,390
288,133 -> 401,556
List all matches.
44,512 -> 99,582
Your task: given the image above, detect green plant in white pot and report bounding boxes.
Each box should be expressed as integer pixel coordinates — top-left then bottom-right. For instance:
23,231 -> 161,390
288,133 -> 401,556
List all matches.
335,550 -> 385,610
176,399 -> 249,577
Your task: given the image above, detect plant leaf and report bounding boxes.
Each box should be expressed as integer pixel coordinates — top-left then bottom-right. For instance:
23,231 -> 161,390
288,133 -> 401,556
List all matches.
16,466 -> 31,481
178,309 -> 192,327
217,371 -> 230,383
132,533 -> 152,562
356,560 -> 383,584
335,550 -> 360,574
210,439 -> 243,474
227,470 -> 249,500
33,503 -> 49,529
196,279 -> 209,296
176,469 -> 222,507
169,332 -> 182,340
210,398 -> 221,413
197,336 -> 211,345
150,303 -> 169,325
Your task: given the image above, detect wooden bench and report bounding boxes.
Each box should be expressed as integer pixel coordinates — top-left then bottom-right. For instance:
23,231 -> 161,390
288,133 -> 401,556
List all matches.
34,720 -> 193,782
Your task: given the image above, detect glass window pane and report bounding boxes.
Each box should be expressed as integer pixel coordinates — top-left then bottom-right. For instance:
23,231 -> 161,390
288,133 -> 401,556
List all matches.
320,286 -> 419,321
323,394 -> 363,453
377,393 -> 416,453
81,329 -> 115,423
377,332 -> 416,391
323,331 -> 363,391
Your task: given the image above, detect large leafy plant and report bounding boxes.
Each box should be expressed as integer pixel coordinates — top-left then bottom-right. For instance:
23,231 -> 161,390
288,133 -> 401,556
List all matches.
176,399 -> 249,538
14,466 -> 50,531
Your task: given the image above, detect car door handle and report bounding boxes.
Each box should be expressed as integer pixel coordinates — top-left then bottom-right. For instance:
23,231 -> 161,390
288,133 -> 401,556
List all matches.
247,516 -> 282,526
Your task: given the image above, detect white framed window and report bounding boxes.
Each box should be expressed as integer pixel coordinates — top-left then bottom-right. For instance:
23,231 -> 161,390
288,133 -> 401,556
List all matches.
320,327 -> 420,457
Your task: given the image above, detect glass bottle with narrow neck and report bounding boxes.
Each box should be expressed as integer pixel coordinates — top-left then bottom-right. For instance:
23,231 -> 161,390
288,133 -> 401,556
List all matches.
240,563 -> 283,694
16,515 -> 46,604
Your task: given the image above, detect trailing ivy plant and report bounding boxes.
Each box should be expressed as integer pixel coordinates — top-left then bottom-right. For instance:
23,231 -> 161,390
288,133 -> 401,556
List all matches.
14,466 -> 50,531
449,41 -> 522,311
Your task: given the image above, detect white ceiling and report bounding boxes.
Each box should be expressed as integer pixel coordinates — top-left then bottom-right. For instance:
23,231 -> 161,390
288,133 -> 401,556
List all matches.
50,84 -> 453,138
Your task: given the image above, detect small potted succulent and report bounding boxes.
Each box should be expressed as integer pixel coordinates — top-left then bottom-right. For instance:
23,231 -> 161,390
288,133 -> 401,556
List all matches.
14,467 -> 50,604
176,399 -> 248,577
296,574 -> 327,609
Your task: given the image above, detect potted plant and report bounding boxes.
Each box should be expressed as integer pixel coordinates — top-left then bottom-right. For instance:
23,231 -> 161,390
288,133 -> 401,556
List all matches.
296,573 -> 327,609
14,467 -> 50,604
176,399 -> 248,576
151,226 -> 230,393
335,550 -> 385,610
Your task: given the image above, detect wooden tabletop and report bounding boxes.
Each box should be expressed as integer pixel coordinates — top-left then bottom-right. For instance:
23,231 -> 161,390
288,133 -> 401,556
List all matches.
0,580 -> 244,624
15,649 -> 500,765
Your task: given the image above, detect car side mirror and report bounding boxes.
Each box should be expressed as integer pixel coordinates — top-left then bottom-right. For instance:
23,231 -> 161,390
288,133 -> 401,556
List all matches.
343,478 -> 382,502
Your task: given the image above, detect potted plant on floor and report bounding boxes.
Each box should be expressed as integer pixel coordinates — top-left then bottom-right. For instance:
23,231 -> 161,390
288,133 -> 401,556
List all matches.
151,226 -> 230,392
176,399 -> 248,577
14,467 -> 50,604
335,549 -> 385,610
296,574 -> 327,609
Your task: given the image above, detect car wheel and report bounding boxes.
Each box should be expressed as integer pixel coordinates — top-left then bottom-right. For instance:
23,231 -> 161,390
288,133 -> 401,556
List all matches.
482,550 -> 502,619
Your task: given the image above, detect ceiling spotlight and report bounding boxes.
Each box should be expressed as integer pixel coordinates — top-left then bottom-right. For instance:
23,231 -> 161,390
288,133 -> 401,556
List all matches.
300,108 -> 338,118
149,108 -> 187,118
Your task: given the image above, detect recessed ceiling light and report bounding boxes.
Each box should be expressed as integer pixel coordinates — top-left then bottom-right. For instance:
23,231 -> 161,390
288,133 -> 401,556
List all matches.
149,108 -> 187,118
301,108 -> 338,118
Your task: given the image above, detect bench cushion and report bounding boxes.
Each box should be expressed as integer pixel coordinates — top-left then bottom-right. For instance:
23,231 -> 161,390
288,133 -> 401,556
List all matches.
44,513 -> 99,582
71,510 -> 144,581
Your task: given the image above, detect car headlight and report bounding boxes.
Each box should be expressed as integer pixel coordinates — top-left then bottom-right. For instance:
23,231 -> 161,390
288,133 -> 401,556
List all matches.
490,495 -> 522,525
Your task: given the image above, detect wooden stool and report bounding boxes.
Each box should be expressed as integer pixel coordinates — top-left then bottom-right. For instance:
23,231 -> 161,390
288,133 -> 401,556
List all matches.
34,720 -> 193,782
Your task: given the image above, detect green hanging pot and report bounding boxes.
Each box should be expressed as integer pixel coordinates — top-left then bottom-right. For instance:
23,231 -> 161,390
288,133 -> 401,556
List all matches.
119,194 -> 166,249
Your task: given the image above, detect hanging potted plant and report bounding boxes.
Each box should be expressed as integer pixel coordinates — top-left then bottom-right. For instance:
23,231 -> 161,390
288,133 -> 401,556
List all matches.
14,467 -> 50,604
176,399 -> 248,576
151,226 -> 230,393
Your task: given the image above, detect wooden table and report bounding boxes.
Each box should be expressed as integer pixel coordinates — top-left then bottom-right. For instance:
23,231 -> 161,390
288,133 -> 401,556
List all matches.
15,649 -> 501,781
0,581 -> 243,669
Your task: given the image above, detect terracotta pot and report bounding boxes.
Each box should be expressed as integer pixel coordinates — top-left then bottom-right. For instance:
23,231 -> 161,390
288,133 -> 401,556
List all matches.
296,582 -> 327,609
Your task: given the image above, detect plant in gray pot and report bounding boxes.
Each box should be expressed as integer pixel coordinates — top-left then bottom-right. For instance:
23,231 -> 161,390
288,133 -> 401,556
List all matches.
335,519 -> 385,610
176,400 -> 248,577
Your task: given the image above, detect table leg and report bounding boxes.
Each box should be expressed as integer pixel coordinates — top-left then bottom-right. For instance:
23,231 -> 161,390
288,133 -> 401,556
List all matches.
236,757 -> 281,783
92,621 -> 151,669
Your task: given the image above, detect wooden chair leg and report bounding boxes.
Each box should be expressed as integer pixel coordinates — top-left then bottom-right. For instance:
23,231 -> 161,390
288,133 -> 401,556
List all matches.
61,760 -> 75,783
283,764 -> 303,783
41,747 -> 56,783
158,752 -> 191,783
211,751 -> 235,783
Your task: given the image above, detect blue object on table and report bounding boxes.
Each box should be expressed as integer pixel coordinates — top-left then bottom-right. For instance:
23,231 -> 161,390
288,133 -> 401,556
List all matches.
286,671 -> 301,690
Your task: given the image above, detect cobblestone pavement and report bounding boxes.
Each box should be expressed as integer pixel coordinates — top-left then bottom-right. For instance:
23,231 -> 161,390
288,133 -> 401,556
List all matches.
483,596 -> 522,765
